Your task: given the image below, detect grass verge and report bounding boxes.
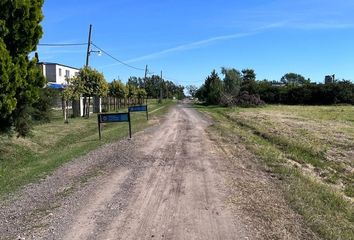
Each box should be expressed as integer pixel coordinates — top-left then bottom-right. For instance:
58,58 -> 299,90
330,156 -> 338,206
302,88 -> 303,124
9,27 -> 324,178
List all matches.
194,104 -> 354,240
0,100 -> 175,197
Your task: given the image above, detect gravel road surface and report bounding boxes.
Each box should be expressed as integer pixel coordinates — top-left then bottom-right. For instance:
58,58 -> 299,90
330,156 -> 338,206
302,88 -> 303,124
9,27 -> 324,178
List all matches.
0,103 -> 317,240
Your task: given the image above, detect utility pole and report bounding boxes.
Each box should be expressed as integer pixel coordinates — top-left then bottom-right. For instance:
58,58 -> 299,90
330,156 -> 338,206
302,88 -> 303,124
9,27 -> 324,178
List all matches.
144,65 -> 148,105
159,70 -> 163,103
85,24 -> 92,67
144,65 -> 148,81
83,24 -> 92,117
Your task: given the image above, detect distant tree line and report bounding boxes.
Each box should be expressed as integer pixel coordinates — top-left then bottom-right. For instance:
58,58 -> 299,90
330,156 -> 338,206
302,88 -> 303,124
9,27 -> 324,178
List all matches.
122,75 -> 185,100
256,79 -> 354,105
104,75 -> 184,112
58,70 -> 185,122
194,69 -> 354,106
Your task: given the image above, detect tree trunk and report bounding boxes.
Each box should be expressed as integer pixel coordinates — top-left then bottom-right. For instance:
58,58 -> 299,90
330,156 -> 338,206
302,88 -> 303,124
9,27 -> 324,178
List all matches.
64,100 -> 69,123
83,96 -> 86,117
72,99 -> 80,117
87,97 -> 91,117
108,97 -> 111,112
62,97 -> 65,117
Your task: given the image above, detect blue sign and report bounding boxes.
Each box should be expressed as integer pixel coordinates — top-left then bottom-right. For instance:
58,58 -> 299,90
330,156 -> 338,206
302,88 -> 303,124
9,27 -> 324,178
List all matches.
98,112 -> 131,139
128,105 -> 147,112
99,113 -> 129,123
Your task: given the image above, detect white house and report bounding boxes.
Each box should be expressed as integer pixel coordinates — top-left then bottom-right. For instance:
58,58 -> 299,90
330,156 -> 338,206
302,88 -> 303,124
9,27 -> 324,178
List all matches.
38,62 -> 79,86
38,62 -> 101,116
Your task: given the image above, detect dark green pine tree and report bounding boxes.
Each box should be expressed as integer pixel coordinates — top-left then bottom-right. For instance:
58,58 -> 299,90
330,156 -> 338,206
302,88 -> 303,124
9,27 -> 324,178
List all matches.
241,69 -> 257,94
205,70 -> 223,105
0,0 -> 45,136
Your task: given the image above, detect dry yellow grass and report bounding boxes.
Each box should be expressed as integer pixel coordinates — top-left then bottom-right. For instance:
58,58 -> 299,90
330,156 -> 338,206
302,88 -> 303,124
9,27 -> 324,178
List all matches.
195,104 -> 354,240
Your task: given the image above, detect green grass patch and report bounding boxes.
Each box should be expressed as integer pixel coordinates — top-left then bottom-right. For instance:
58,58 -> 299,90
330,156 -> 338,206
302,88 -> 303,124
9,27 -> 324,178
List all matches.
195,104 -> 354,240
0,99 -> 175,197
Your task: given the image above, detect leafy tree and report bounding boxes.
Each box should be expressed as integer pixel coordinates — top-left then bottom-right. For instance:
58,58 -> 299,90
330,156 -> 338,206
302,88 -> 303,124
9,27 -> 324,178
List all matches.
286,85 -> 313,104
241,69 -> 257,94
242,69 -> 256,82
62,76 -> 83,123
127,76 -> 139,88
137,88 -> 147,104
127,83 -> 138,104
108,79 -> 126,110
174,85 -> 185,100
115,81 -> 127,101
256,80 -> 281,103
195,84 -> 207,101
0,0 -> 45,136
145,75 -> 162,98
280,73 -> 309,86
221,67 -> 242,96
336,80 -> 354,104
79,66 -> 108,117
164,80 -> 172,99
186,85 -> 198,97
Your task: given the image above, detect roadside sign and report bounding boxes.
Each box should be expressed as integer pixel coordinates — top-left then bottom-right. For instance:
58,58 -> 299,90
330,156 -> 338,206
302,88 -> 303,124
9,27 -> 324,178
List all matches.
128,105 -> 148,120
100,113 -> 129,123
97,112 -> 131,140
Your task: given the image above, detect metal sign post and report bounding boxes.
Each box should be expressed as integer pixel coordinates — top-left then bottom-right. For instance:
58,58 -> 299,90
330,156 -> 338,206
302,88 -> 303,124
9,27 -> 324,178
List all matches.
97,112 -> 131,140
128,105 -> 148,120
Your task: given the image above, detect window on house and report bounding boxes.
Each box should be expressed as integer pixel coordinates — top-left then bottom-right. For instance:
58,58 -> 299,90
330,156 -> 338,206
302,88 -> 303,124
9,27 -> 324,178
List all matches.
59,68 -> 62,76
65,70 -> 70,78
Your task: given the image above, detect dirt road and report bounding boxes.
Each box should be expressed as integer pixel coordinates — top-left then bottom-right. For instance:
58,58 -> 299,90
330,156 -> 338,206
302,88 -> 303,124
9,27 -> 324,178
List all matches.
0,103 -> 317,239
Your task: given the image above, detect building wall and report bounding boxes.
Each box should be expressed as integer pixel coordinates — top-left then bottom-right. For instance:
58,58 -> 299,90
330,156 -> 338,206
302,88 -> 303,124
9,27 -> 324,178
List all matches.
45,64 -> 57,82
54,65 -> 79,84
39,63 -> 101,116
39,63 -> 79,84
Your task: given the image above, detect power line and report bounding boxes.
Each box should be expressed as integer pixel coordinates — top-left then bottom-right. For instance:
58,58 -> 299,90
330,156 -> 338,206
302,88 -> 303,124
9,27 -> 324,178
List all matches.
37,40 -> 183,85
38,43 -> 87,46
90,42 -> 145,71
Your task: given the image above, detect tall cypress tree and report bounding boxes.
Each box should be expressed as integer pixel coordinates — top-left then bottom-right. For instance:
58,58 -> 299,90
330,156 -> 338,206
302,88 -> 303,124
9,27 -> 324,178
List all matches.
205,70 -> 223,105
0,0 -> 45,136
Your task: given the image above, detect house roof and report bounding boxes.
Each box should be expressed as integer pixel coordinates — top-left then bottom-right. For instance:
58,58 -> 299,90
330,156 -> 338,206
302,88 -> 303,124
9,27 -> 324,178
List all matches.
38,62 -> 80,70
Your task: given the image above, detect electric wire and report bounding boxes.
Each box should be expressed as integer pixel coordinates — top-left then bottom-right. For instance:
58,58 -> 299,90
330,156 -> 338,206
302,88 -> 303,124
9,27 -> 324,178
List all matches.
38,43 -> 87,46
91,42 -> 145,71
37,41 -> 183,85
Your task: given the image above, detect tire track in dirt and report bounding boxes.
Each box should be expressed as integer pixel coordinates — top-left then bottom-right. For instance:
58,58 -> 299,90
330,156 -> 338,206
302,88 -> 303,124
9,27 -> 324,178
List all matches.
63,169 -> 130,240
93,105 -> 248,240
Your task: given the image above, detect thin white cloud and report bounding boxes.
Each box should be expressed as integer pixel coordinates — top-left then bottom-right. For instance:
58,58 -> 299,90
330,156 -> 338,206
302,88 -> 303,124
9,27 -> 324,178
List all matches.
99,23 -> 284,69
97,19 -> 353,70
125,32 -> 257,64
127,22 -> 285,63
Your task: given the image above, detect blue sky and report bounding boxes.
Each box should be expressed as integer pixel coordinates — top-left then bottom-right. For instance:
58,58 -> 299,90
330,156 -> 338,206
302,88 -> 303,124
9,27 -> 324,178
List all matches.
36,0 -> 354,86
